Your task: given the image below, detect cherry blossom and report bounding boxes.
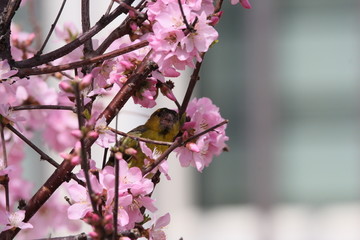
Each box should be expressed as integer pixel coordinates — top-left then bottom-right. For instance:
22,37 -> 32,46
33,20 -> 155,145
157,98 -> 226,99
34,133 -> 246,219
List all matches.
0,60 -> 17,79
175,97 -> 229,172
0,210 -> 33,231
148,213 -> 170,240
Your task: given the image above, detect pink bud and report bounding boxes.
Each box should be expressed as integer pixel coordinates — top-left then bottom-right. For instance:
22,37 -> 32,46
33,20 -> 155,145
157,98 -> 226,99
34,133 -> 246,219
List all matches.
59,80 -> 73,93
79,74 -> 92,90
70,130 -> 82,138
160,86 -> 177,102
240,0 -> 252,9
90,213 -> 100,222
104,214 -> 113,222
87,130 -> 99,139
71,156 -> 81,165
186,142 -> 200,152
125,147 -> 137,156
60,153 -> 71,160
89,231 -> 98,238
115,152 -> 123,160
130,22 -> 138,31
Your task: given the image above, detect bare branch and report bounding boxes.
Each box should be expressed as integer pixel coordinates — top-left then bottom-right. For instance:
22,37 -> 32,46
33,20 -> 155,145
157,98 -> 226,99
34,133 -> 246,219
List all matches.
14,1 -> 134,69
74,82 -> 98,215
36,0 -> 67,56
11,105 -> 76,113
81,0 -> 94,57
16,40 -> 149,78
5,124 -> 85,186
108,127 -> 173,146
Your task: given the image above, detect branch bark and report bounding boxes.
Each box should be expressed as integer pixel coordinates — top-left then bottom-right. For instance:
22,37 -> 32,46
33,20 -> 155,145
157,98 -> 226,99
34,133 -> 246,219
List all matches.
13,0 -> 134,69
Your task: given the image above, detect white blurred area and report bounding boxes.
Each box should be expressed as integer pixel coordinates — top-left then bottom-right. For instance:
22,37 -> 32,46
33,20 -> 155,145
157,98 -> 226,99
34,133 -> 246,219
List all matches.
15,0 -> 360,239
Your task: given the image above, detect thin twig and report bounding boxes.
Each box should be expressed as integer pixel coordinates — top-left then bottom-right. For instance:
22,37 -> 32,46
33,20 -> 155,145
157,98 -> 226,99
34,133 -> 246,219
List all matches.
74,83 -> 98,215
179,53 -> 205,117
114,0 -> 145,18
0,123 -> 10,212
112,116 -> 119,239
105,0 -> 115,15
0,123 -> 8,168
36,0 -> 67,56
177,0 -> 193,31
108,127 -> 173,146
16,40 -> 149,78
81,0 -> 94,57
14,1 -> 135,69
214,0 -> 224,13
93,22 -> 131,56
184,119 -> 228,145
11,105 -> 76,113
5,124 -> 85,186
142,120 -> 228,175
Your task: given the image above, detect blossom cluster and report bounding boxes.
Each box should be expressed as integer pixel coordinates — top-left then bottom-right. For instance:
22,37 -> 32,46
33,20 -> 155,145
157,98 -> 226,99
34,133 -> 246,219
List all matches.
0,0 -> 249,238
67,159 -> 164,237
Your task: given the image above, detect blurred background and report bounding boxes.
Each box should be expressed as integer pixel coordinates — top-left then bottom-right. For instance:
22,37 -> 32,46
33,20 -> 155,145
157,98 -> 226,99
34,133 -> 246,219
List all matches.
14,0 -> 360,239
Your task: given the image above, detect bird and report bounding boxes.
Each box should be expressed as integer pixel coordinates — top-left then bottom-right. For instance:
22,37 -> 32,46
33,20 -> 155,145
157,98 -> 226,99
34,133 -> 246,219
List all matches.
105,108 -> 180,169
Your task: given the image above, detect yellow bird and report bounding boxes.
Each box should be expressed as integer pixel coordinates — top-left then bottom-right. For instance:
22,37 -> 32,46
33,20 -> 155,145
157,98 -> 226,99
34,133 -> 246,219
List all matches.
106,108 -> 180,168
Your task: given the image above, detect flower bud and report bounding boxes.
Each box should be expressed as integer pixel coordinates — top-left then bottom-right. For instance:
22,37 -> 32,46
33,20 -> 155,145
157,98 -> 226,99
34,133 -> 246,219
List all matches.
59,80 -> 74,93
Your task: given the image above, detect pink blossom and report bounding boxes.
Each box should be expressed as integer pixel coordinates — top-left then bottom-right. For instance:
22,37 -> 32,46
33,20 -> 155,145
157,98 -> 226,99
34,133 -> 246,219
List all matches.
0,104 -> 26,131
149,213 -> 170,240
94,116 -> 115,148
175,97 -> 229,172
132,77 -> 158,108
180,12 -> 218,53
0,210 -> 33,231
140,142 -> 171,180
0,60 -> 17,79
231,0 -> 252,8
55,22 -> 79,43
66,174 -> 103,220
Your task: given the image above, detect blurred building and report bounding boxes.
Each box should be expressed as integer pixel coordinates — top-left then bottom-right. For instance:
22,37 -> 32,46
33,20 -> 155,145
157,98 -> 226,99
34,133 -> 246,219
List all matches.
15,0 -> 360,239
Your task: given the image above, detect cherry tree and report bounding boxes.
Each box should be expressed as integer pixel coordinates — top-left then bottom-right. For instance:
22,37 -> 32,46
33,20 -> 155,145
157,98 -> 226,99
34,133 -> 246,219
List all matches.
0,0 -> 251,239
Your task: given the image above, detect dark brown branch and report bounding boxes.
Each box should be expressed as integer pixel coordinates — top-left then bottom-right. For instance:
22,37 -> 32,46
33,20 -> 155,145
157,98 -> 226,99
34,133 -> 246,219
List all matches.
81,0 -> 94,57
36,0 -> 67,56
11,105 -> 76,113
74,83 -> 98,215
0,0 -> 21,61
5,124 -> 84,186
105,0 -> 115,16
16,40 -> 149,78
112,143 -> 120,239
179,53 -> 205,117
93,21 -> 131,56
102,53 -> 157,124
33,233 -> 90,240
13,1 -> 134,69
108,127 -> 173,146
214,0 -> 224,13
0,123 -> 8,168
0,123 -> 10,211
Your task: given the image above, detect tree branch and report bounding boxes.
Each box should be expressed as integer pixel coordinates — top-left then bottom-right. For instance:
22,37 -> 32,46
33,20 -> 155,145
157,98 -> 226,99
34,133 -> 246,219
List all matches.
13,0 -> 134,69
35,0 -> 67,56
5,124 -> 85,186
15,40 -> 149,78
0,0 -> 21,61
179,53 -> 205,117
81,0 -> 94,57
